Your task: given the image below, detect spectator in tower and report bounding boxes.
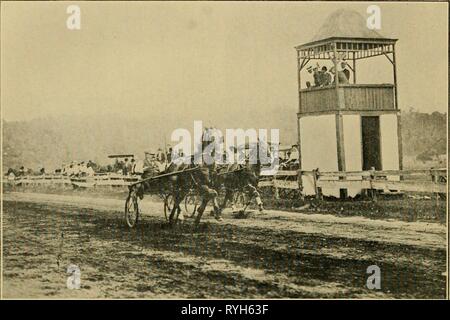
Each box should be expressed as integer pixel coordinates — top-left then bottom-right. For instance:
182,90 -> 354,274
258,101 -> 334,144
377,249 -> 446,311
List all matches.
341,62 -> 351,82
320,66 -> 332,87
330,66 -> 349,84
307,64 -> 321,87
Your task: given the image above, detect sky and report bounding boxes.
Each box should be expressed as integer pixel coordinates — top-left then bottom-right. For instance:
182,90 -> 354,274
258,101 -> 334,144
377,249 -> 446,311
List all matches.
1,1 -> 448,128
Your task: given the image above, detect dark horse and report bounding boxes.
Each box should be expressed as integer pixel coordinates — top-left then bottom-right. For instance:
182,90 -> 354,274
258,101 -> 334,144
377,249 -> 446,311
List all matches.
188,140 -> 270,219
129,129 -> 222,226
214,141 -> 270,213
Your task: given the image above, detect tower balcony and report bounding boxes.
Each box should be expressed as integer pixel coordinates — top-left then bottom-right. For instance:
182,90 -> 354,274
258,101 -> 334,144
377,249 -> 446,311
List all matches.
299,84 -> 395,115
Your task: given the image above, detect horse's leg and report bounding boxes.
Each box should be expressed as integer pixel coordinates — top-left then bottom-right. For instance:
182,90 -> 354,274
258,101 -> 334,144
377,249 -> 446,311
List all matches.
194,197 -> 208,226
194,184 -> 222,225
169,191 -> 182,225
247,183 -> 264,212
209,187 -> 222,221
176,188 -> 188,222
213,199 -> 222,220
221,187 -> 234,211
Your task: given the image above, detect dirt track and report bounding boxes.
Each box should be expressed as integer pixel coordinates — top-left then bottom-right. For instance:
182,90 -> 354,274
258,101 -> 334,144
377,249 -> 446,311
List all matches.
2,192 -> 447,299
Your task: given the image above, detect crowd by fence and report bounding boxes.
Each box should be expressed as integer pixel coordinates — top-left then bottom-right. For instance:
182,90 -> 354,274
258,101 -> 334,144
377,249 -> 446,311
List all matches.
3,172 -> 140,189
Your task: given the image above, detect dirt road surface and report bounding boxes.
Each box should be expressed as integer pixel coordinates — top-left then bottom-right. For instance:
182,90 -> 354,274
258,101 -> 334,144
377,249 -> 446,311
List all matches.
2,192 -> 447,299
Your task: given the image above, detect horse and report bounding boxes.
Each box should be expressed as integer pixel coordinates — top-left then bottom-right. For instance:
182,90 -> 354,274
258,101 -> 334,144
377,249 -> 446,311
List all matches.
162,157 -> 222,225
132,128 -> 223,226
214,141 -> 270,213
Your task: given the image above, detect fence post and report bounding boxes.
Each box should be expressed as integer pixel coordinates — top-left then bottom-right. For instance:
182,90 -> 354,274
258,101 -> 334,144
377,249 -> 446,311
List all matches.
430,168 -> 437,183
430,168 -> 440,220
369,167 -> 377,202
297,169 -> 304,200
313,168 -> 322,200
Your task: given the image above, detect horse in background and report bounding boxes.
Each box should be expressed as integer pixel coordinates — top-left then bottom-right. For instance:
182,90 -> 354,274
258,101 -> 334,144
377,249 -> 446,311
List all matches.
214,140 -> 273,213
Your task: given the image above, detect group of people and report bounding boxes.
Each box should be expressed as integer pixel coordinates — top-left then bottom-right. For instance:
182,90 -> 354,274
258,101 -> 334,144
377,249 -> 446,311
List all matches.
112,158 -> 144,176
6,143 -> 294,179
306,61 -> 351,88
62,161 -> 96,177
58,158 -> 143,177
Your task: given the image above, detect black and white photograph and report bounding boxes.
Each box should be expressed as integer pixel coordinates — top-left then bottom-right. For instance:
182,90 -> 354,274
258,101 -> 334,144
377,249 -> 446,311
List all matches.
0,1 -> 448,301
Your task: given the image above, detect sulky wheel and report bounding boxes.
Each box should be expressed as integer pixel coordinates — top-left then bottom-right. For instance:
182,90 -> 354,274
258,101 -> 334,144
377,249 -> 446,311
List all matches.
163,194 -> 175,221
184,191 -> 200,218
125,190 -> 140,228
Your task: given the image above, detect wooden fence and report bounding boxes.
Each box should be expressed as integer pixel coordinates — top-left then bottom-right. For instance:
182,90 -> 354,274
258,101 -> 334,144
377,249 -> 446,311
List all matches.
5,168 -> 448,198
3,173 -> 139,188
258,168 -> 447,200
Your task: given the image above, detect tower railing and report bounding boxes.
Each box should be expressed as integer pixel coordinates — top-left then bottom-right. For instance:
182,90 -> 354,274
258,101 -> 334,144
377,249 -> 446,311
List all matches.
299,83 -> 395,114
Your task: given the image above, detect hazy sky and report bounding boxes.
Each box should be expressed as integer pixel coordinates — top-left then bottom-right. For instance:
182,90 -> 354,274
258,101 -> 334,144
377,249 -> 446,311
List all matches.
1,1 -> 448,126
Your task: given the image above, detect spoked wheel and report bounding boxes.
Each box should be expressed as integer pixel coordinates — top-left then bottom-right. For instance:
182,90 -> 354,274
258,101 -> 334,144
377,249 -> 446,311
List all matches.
232,191 -> 247,211
184,191 -> 200,218
164,194 -> 175,221
125,191 -> 139,228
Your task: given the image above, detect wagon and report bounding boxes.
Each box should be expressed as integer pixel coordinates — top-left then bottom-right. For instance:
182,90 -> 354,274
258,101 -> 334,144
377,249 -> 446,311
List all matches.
124,162 -> 258,228
124,166 -> 201,228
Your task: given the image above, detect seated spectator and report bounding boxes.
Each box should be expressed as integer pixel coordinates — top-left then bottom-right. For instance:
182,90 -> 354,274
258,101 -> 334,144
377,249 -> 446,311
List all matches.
319,66 -> 332,87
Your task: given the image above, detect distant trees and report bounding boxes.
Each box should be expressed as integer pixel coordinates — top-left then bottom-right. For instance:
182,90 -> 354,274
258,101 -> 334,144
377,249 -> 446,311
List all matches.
401,110 -> 446,160
2,110 -> 446,173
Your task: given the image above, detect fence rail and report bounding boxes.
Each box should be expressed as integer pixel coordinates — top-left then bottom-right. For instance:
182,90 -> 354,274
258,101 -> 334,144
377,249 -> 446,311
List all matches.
5,168 -> 448,198
3,173 -> 139,188
258,168 -> 447,199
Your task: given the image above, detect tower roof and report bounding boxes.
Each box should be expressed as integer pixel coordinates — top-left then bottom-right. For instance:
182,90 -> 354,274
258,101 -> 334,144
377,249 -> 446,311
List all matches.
296,8 -> 396,50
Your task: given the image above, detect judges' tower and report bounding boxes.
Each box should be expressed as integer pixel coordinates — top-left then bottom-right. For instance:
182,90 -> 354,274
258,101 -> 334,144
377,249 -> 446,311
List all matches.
295,9 -> 402,198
